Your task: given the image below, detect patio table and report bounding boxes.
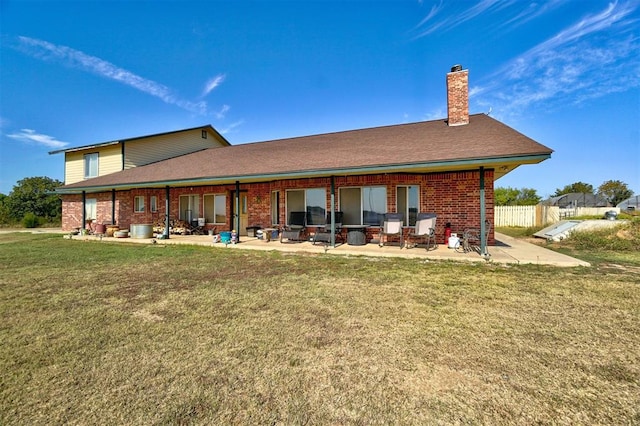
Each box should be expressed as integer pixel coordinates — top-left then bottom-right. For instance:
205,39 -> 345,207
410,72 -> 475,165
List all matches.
343,225 -> 369,246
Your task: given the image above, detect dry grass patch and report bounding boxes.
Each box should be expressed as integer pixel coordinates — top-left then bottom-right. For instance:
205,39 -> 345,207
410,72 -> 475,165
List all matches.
0,233 -> 638,424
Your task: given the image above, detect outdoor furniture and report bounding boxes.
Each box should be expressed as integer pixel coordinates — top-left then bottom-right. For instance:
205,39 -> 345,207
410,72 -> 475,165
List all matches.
312,212 -> 344,245
378,213 -> 404,248
454,220 -> 492,256
343,225 -> 369,246
280,211 -> 306,243
406,213 -> 437,250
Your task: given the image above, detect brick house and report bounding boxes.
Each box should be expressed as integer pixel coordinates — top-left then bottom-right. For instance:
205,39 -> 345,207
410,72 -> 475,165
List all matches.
52,66 -> 553,247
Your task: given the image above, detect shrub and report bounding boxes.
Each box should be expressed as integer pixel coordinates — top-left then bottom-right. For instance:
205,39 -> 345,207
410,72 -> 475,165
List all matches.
22,213 -> 41,228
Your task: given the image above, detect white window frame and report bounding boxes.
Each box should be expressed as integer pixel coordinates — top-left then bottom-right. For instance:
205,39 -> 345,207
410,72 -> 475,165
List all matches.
179,195 -> 200,223
84,153 -> 98,179
285,188 -> 326,226
85,198 -> 97,220
150,196 -> 158,213
339,186 -> 387,225
203,193 -> 226,224
397,185 -> 420,226
134,196 -> 145,213
271,191 -> 280,225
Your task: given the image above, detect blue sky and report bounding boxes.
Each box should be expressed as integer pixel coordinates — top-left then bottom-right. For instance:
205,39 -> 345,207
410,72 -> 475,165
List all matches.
1,0 -> 638,199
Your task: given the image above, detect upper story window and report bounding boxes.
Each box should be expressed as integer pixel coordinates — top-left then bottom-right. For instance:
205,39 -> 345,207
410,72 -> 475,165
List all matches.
84,153 -> 98,179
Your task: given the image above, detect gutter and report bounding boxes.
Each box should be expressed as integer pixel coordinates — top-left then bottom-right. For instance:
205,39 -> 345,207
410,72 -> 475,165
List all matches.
54,153 -> 551,194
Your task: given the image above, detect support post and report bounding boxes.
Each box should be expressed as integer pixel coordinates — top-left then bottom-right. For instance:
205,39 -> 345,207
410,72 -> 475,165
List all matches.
164,186 -> 170,239
235,181 -> 240,243
479,167 -> 487,257
330,176 -> 336,248
81,191 -> 86,230
111,189 -> 116,225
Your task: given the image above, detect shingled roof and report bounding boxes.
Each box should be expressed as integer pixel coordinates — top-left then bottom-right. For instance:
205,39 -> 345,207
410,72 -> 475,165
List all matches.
57,113 -> 552,193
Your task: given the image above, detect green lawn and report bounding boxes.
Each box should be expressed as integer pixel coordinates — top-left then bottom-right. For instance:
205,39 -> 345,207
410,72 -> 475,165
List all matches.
1,233 -> 639,424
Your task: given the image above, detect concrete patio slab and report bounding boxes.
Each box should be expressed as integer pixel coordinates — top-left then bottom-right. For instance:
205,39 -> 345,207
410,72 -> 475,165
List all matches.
53,229 -> 589,267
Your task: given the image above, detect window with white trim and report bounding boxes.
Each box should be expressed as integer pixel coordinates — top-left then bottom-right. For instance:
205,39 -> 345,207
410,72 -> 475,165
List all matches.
397,185 -> 419,226
134,196 -> 145,213
339,186 -> 387,225
271,191 -> 280,225
286,188 -> 326,225
150,196 -> 158,213
204,194 -> 226,224
179,195 -> 200,223
84,153 -> 98,179
85,198 -> 97,220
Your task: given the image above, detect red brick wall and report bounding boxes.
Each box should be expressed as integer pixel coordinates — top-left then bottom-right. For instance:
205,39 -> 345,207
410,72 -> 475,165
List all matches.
61,192 -> 118,230
446,68 -> 469,126
60,170 -> 494,244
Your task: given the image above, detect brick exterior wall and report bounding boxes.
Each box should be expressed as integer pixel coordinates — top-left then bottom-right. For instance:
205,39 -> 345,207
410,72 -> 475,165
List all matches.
60,170 -> 494,244
446,68 -> 469,126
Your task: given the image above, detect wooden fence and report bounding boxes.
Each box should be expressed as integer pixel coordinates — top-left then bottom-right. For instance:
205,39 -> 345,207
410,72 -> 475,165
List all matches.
494,206 -> 620,227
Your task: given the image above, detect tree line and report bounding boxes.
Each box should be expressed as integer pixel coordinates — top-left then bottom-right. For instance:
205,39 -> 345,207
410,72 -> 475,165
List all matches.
0,177 -> 63,227
495,180 -> 634,207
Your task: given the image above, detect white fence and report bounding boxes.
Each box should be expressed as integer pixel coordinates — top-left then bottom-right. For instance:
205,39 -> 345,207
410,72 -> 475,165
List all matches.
494,206 -> 620,227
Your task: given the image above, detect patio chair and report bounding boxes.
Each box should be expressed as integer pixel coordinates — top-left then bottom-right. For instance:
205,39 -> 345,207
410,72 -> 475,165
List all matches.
406,213 -> 437,250
379,213 -> 404,248
280,211 -> 307,243
312,212 -> 344,245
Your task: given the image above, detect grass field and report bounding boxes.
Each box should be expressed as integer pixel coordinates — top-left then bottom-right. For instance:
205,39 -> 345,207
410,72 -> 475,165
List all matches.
1,233 -> 639,425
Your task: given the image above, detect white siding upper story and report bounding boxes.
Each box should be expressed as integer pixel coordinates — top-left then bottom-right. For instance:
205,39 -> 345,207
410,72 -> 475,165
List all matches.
124,128 -> 226,169
61,127 -> 228,185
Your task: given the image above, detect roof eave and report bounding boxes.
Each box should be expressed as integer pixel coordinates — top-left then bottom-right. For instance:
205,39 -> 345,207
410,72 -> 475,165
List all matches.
48,124 -> 230,155
54,153 -> 551,194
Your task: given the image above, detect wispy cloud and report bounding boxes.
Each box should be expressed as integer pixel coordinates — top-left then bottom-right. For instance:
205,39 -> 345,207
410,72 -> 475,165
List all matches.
499,0 -> 567,30
202,74 -> 226,97
412,0 -> 515,38
219,120 -> 244,135
12,36 -> 220,116
411,0 -> 567,39
7,129 -> 69,149
214,104 -> 230,119
477,1 -> 640,118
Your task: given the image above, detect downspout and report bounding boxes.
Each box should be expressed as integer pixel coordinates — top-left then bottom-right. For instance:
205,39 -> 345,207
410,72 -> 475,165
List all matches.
164,186 -> 170,239
81,191 -> 86,230
235,181 -> 240,243
111,189 -> 116,225
330,176 -> 336,248
479,167 -> 487,258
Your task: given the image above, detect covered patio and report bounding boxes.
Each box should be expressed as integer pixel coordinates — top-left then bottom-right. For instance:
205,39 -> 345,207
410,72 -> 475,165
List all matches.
69,231 -> 589,267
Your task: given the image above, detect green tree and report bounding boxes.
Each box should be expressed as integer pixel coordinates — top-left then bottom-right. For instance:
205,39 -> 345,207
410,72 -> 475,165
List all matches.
597,180 -> 633,206
0,193 -> 10,224
495,187 -> 541,206
5,176 -> 63,223
554,181 -> 594,196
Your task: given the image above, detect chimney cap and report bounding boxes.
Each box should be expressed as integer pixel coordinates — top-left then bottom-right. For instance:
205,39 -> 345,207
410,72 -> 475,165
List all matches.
450,64 -> 463,72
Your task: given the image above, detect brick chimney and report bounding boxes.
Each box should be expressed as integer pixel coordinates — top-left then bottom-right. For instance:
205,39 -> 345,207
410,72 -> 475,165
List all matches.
446,65 -> 469,126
